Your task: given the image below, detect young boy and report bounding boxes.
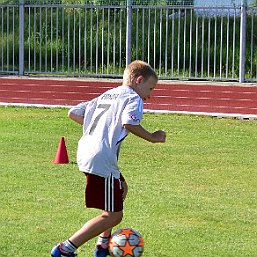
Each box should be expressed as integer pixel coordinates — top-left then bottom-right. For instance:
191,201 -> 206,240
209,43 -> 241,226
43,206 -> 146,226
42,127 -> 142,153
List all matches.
51,60 -> 166,257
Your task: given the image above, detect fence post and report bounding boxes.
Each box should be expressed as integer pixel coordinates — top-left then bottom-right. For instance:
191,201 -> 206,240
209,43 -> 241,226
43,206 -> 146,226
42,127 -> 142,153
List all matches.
18,0 -> 24,76
239,0 -> 247,83
126,0 -> 132,66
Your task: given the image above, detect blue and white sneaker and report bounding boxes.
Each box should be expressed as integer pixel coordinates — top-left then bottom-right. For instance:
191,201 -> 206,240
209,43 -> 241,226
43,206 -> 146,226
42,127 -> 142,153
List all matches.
51,243 -> 77,257
93,245 -> 110,257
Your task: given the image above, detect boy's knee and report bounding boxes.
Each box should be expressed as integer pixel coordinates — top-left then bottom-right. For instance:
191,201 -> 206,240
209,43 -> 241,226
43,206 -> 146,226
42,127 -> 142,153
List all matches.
111,211 -> 123,225
102,211 -> 123,226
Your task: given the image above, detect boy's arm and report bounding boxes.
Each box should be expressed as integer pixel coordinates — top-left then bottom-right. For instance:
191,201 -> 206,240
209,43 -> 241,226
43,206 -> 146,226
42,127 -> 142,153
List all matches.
124,124 -> 166,143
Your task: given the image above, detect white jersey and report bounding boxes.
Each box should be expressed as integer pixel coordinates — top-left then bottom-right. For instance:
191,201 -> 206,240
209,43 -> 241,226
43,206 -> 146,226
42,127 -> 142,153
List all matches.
69,85 -> 143,179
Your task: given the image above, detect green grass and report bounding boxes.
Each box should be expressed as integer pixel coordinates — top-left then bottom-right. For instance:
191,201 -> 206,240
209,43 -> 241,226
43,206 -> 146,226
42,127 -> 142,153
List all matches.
0,106 -> 257,257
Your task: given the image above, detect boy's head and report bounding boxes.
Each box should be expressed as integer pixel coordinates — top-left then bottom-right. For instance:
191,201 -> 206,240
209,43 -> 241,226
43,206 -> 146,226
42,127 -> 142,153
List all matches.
123,60 -> 158,100
123,60 -> 158,86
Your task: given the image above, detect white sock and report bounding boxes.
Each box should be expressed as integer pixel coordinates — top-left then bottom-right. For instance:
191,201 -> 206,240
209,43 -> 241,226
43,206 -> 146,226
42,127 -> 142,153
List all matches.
97,236 -> 110,249
61,240 -> 78,253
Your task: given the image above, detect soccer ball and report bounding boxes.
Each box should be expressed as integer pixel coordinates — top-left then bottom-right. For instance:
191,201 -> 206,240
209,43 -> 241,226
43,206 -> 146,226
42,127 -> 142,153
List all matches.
109,228 -> 144,257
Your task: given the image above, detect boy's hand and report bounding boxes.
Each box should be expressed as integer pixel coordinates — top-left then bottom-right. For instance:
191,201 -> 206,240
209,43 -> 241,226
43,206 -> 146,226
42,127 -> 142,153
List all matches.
152,130 -> 166,143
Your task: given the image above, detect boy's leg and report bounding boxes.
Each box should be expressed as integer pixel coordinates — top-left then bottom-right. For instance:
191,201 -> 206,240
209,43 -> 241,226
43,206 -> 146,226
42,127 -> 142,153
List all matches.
96,228 -> 112,248
95,180 -> 128,243
94,228 -> 112,254
69,210 -> 123,247
71,175 -> 127,247
93,180 -> 128,256
51,174 -> 126,256
51,211 -> 121,257
93,228 -> 112,257
99,228 -> 112,238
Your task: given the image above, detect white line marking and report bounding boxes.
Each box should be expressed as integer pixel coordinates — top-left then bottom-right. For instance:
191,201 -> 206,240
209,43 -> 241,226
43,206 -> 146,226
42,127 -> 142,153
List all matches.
0,102 -> 256,119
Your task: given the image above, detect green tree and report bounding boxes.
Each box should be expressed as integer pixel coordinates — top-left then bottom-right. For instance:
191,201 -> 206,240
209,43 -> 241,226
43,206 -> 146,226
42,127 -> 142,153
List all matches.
249,0 -> 257,6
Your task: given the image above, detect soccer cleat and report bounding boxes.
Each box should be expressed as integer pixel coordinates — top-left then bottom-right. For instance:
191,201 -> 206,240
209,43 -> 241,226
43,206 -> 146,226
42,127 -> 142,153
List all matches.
93,245 -> 110,257
51,243 -> 77,257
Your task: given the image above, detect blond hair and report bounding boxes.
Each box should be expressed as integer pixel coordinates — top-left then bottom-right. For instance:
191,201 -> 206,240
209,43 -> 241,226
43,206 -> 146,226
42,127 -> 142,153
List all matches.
123,60 -> 158,86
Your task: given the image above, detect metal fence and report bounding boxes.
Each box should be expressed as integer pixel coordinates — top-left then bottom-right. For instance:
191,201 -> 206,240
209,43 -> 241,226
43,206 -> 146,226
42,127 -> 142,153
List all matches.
0,1 -> 257,82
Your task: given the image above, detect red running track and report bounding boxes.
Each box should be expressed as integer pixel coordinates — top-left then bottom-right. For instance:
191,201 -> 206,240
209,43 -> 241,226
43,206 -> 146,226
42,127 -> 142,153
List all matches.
0,77 -> 257,118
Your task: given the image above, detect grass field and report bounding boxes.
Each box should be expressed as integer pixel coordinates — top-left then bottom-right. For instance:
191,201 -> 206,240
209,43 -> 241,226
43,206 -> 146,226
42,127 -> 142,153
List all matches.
0,106 -> 257,257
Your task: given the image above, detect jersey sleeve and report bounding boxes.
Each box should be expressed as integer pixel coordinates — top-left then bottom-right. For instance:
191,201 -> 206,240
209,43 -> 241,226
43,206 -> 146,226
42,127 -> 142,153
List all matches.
121,95 -> 143,126
68,102 -> 88,117
68,98 -> 99,117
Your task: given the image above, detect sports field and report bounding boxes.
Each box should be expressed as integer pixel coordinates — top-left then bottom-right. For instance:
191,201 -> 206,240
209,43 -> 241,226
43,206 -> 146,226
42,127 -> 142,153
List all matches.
0,106 -> 257,257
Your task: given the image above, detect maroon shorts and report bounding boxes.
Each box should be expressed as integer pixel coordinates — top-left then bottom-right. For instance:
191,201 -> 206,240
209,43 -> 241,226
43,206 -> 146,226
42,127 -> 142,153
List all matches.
84,173 -> 125,212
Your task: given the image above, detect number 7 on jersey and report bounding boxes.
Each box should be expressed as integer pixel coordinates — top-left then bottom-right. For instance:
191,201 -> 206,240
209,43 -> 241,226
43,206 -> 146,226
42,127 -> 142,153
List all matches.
89,104 -> 111,135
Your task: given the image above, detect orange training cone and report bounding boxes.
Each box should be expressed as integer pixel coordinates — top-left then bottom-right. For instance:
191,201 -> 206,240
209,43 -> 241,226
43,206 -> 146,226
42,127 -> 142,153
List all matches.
53,137 -> 69,164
